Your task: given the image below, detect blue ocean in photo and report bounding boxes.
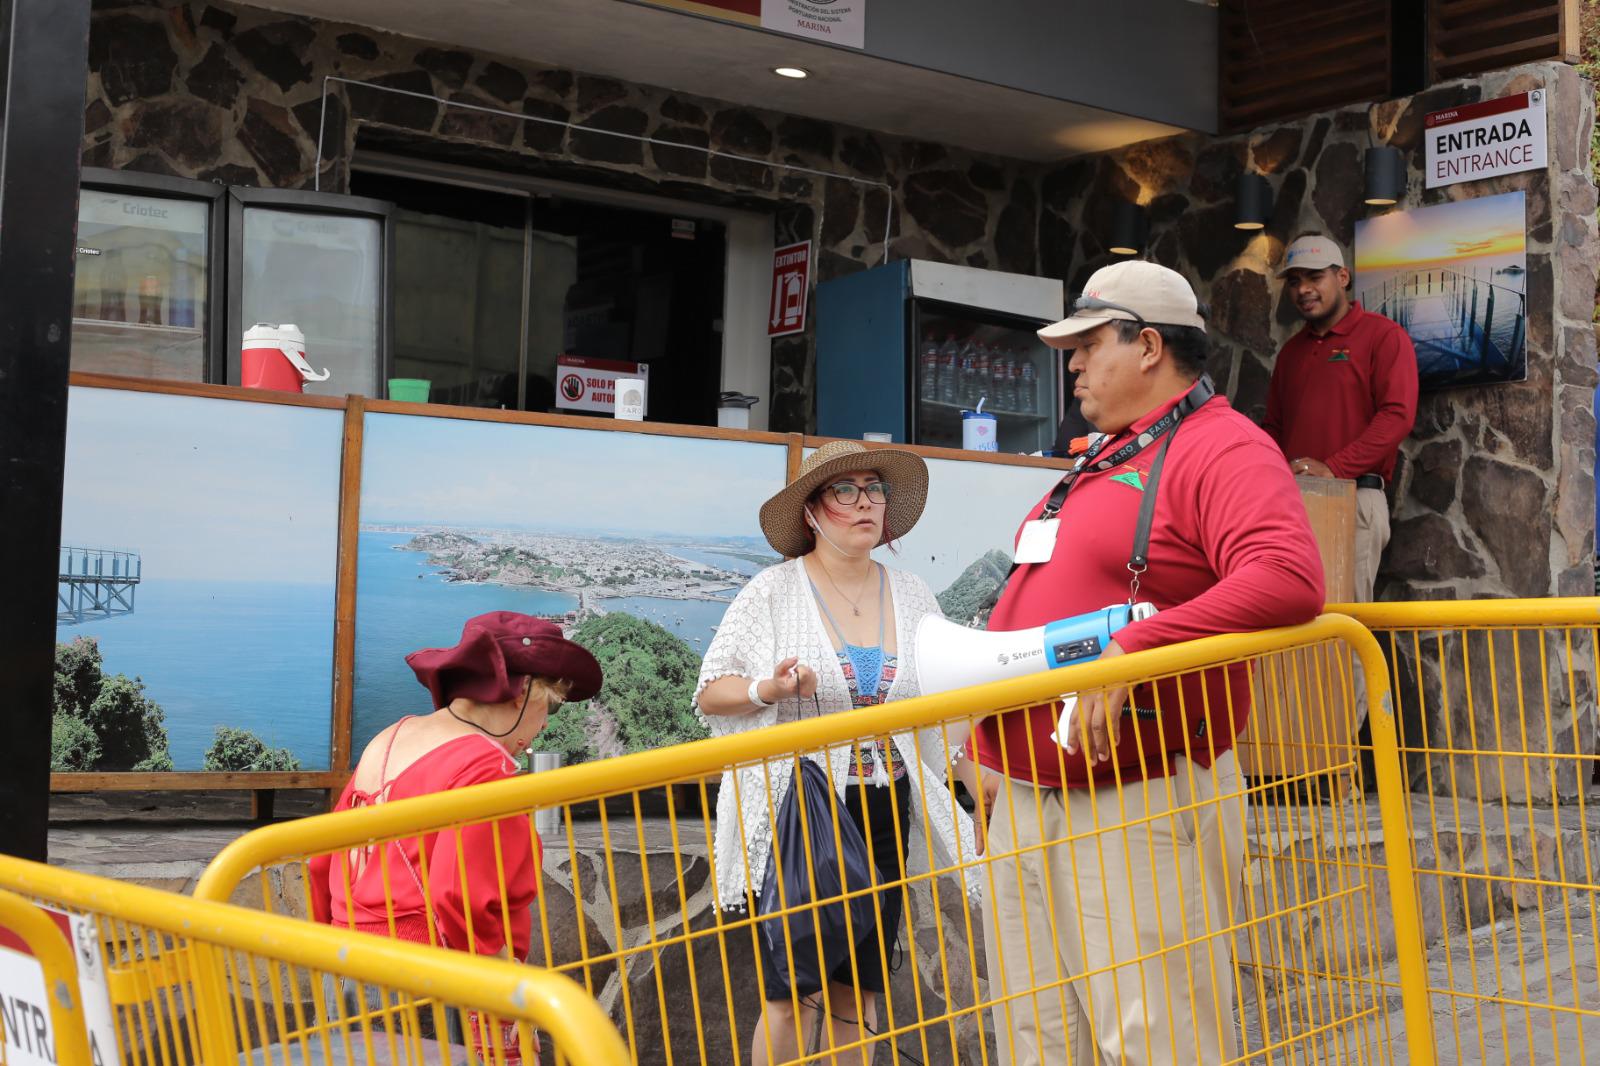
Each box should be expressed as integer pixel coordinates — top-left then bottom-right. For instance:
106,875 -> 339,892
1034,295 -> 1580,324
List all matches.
352,531 -> 747,752
55,579 -> 336,770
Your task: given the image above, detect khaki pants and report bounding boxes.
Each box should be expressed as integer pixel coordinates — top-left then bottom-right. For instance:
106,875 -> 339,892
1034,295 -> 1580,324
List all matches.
982,752 -> 1247,1066
1353,487 -> 1390,603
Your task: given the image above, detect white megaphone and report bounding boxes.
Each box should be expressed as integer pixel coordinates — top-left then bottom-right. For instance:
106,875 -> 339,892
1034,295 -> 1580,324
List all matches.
916,603 -> 1157,748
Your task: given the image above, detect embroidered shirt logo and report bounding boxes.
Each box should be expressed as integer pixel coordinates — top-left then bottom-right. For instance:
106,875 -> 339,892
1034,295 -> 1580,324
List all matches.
1328,348 -> 1352,362
1109,469 -> 1146,491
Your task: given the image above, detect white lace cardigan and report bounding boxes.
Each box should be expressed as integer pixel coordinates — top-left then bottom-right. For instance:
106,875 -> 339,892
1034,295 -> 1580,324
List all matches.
694,558 -> 979,912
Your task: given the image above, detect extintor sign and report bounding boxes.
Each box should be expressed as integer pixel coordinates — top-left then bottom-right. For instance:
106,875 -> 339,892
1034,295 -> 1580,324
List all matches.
768,241 -> 811,338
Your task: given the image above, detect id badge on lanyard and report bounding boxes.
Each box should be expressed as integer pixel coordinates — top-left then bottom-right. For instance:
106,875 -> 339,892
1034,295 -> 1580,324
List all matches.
1013,517 -> 1059,564
1005,375 -> 1215,596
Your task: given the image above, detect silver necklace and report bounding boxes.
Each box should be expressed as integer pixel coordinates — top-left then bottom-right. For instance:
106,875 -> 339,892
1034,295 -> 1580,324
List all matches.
818,558 -> 874,616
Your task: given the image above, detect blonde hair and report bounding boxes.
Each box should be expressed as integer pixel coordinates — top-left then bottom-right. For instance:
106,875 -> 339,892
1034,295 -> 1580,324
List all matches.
527,675 -> 575,708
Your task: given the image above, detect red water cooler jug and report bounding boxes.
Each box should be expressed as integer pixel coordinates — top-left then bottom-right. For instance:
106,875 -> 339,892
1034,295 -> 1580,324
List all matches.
241,323 -> 330,392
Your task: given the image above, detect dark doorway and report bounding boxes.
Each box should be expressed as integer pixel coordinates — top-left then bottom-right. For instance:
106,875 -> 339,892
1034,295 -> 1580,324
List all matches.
351,168 -> 727,426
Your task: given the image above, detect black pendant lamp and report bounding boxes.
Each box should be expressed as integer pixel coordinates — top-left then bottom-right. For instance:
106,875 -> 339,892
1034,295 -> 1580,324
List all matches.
1364,145 -> 1407,206
1108,200 -> 1148,256
1234,173 -> 1273,231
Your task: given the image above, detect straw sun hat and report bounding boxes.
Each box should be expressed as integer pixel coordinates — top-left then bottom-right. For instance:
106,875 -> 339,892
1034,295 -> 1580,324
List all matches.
759,440 -> 929,559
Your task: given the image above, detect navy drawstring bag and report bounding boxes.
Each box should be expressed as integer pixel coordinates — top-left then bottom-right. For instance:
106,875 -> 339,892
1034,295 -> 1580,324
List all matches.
756,754 -> 878,998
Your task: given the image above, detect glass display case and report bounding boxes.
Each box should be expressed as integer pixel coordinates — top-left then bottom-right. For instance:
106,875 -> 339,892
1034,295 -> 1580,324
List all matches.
71,169 -> 224,382
816,260 -> 1064,453
911,308 -> 1057,453
228,186 -> 393,399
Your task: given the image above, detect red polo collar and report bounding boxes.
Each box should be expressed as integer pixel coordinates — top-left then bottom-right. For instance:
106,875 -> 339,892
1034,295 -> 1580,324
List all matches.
1307,301 -> 1366,339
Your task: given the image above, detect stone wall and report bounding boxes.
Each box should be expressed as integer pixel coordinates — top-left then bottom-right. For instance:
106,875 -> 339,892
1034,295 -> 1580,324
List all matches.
82,0 -> 1040,433
1037,62 -> 1600,602
80,4 -> 1600,597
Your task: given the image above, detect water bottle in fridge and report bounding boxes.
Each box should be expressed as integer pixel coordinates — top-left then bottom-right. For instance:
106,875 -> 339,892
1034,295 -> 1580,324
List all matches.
937,334 -> 960,403
973,343 -> 991,408
991,351 -> 1013,411
1018,358 -> 1038,412
958,339 -> 979,407
919,332 -> 939,398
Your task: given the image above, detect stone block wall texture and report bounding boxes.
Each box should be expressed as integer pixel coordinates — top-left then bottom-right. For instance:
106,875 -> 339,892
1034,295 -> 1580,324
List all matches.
83,0 -> 1040,434
1036,62 -> 1600,604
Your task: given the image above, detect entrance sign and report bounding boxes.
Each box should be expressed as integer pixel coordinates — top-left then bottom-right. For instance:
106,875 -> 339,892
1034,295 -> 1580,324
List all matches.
555,356 -> 649,415
0,907 -> 119,1066
768,241 -> 812,337
1425,90 -> 1546,189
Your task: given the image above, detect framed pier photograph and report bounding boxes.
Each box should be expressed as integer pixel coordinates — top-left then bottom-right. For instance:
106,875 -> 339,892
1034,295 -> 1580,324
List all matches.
1354,190 -> 1528,391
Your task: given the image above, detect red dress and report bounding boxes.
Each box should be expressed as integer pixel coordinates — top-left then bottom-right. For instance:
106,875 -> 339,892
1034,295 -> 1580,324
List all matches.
308,723 -> 540,953
309,720 -> 541,1061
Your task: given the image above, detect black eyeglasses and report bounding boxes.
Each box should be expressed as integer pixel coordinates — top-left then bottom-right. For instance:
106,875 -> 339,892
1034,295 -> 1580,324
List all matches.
1071,293 -> 1210,329
825,481 -> 889,505
1072,293 -> 1148,331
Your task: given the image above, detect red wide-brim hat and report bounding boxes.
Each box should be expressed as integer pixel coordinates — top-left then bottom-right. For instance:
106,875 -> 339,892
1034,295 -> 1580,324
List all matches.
406,611 -> 603,709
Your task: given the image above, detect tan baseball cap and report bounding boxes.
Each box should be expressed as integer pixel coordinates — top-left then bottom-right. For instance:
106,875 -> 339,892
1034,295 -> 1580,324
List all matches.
1277,235 -> 1346,277
1037,260 -> 1207,348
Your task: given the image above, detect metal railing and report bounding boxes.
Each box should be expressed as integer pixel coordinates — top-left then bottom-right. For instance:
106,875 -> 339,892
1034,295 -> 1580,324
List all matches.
196,614 -> 1434,1065
0,856 -> 630,1066
1333,598 -> 1600,1064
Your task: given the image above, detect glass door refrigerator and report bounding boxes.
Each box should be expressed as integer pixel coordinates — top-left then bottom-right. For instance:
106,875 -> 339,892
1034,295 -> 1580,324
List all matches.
815,260 -> 1064,452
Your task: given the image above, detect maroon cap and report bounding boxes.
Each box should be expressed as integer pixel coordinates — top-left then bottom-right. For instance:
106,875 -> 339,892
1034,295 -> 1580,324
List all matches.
406,611 -> 602,709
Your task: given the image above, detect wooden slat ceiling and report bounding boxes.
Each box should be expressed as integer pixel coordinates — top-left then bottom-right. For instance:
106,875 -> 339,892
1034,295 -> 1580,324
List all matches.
1219,0 -> 1392,132
1429,0 -> 1575,82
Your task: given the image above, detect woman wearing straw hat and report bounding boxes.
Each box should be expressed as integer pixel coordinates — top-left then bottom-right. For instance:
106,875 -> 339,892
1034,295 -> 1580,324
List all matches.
697,440 -> 978,1066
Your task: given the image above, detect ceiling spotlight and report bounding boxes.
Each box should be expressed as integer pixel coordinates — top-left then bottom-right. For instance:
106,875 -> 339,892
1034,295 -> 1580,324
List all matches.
772,66 -> 810,79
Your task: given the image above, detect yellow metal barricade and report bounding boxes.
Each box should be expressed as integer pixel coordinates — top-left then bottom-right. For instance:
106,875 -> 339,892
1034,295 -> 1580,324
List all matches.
193,611 -> 1433,1056
1335,597 -> 1600,1065
0,856 -> 629,1066
198,614 -> 1432,1066
0,887 -> 95,1066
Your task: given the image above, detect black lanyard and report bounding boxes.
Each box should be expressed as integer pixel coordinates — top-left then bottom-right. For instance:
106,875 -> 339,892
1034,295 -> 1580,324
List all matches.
991,374 -> 1216,607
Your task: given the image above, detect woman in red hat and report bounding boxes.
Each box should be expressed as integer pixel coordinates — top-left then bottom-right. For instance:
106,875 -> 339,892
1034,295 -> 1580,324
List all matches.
309,611 -> 601,1062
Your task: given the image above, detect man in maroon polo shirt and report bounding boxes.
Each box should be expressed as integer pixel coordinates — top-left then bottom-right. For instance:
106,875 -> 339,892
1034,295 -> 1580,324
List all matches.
972,261 -> 1324,1066
1264,234 -> 1419,601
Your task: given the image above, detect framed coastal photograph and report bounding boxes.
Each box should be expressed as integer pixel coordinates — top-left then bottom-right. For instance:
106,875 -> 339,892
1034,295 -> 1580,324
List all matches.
54,386 -> 341,773
1353,189 -> 1528,391
353,413 -> 789,762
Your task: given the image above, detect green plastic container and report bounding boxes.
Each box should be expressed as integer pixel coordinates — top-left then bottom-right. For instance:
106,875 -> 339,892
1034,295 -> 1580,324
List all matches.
387,378 -> 431,402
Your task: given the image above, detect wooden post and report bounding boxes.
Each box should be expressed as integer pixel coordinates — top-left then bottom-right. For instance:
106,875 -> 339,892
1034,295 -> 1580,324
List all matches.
329,396 -> 366,776
1238,476 -> 1359,785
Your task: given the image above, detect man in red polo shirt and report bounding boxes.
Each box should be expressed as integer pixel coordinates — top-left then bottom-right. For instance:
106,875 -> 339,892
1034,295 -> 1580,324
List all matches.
972,261 -> 1324,1066
1264,234 -> 1419,601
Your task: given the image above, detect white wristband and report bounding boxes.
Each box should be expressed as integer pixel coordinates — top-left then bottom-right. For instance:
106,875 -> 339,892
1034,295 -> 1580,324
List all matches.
748,677 -> 774,707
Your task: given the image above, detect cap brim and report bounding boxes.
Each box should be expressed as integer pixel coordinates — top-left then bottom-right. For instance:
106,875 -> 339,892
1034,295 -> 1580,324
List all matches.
1037,314 -> 1123,348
